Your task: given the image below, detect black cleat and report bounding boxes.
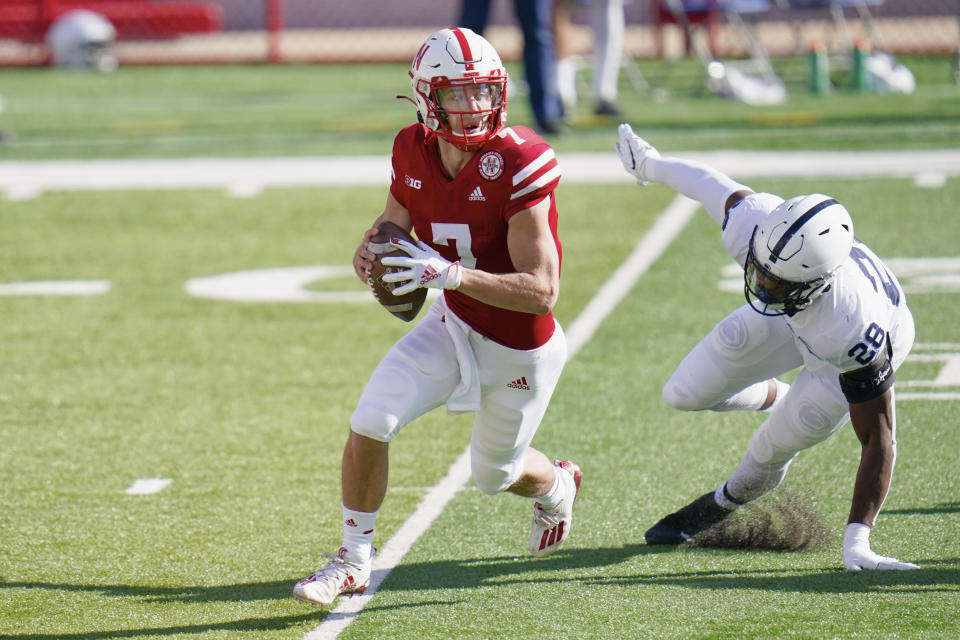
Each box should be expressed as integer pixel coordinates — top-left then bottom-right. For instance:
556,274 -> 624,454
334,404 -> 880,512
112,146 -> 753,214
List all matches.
645,492 -> 734,545
594,100 -> 623,117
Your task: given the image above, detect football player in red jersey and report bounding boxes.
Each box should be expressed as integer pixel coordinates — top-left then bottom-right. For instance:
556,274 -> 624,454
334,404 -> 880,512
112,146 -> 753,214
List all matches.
293,27 -> 582,608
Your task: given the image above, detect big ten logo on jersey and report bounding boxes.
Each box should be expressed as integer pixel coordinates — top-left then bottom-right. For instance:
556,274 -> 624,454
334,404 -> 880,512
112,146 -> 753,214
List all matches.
404,174 -> 422,190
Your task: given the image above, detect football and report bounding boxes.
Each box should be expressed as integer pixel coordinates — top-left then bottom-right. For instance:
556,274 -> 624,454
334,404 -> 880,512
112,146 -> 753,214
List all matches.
367,221 -> 428,322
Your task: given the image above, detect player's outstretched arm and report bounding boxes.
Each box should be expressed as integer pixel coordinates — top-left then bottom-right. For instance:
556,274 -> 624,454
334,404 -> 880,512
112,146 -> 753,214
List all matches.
843,390 -> 919,571
615,123 -> 752,225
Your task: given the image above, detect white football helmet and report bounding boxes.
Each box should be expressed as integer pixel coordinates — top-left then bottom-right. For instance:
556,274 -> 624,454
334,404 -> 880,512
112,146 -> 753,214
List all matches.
46,10 -> 117,72
408,27 -> 507,151
744,194 -> 854,316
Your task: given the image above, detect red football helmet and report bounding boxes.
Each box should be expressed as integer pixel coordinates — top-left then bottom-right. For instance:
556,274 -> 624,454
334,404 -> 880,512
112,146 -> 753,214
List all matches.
408,27 -> 508,151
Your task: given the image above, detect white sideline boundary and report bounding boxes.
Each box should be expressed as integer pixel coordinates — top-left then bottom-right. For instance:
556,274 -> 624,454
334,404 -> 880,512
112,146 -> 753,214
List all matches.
303,195 -> 700,640
2,150 -> 960,198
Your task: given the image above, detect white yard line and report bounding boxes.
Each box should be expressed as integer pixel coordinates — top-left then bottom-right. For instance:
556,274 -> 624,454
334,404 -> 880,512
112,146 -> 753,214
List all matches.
2,150 -> 959,198
124,478 -> 172,495
304,194 -> 697,640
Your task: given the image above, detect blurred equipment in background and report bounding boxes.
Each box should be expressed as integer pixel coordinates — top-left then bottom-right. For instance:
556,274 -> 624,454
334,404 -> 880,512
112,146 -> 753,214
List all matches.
657,0 -> 787,104
46,9 -> 117,71
864,48 -> 915,93
781,0 -> 885,53
0,1 -> 953,73
784,1 -> 916,94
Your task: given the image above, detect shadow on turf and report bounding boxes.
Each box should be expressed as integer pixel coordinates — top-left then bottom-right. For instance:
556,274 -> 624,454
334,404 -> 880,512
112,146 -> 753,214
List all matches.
883,501 -> 960,516
0,613 -> 320,639
3,554 -> 958,637
373,551 -> 960,596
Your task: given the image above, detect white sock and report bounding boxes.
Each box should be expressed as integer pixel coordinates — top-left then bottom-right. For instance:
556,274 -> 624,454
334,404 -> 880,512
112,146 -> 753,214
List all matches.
713,483 -> 743,510
712,381 -> 770,412
592,0 -> 624,103
557,57 -> 578,111
765,379 -> 791,413
341,504 -> 377,565
645,156 -> 750,225
534,465 -> 568,511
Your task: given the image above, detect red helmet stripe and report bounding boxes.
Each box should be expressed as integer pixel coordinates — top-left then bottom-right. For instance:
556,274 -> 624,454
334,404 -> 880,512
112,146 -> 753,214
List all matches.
451,27 -> 474,62
413,42 -> 429,70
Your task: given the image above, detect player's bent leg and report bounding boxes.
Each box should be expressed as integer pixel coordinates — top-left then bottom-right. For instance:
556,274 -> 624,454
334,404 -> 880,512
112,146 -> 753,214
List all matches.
295,303 -> 459,607
341,431 -> 390,514
662,305 -> 801,412
468,319 -> 572,554
725,367 -> 849,504
350,304 -> 460,443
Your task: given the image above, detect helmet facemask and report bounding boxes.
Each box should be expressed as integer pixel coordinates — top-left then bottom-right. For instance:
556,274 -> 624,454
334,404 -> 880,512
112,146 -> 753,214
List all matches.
744,229 -> 832,316
417,76 -> 506,151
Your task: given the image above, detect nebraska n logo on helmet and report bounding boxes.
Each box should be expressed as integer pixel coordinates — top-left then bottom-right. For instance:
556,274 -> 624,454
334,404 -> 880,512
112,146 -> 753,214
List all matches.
744,194 -> 854,316
404,27 -> 508,151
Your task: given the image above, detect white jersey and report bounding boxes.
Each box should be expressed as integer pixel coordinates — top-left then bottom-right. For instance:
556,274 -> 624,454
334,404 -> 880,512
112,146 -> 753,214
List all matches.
721,192 -> 911,375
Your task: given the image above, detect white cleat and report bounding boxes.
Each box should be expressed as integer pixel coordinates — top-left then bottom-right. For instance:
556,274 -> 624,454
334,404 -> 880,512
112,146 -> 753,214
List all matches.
616,123 -> 660,186
530,460 -> 582,557
293,547 -> 374,607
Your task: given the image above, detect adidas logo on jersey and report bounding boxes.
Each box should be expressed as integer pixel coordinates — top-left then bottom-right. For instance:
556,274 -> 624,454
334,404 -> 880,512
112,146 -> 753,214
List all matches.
507,376 -> 531,390
468,186 -> 486,201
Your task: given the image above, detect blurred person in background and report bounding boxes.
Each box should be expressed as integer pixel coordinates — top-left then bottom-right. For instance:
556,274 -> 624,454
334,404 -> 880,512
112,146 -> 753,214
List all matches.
460,0 -> 567,134
554,0 -> 625,117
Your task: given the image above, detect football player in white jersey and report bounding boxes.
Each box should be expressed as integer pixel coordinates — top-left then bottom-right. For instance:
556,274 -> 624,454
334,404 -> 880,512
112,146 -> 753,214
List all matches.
292,28 -> 582,608
616,124 -> 918,571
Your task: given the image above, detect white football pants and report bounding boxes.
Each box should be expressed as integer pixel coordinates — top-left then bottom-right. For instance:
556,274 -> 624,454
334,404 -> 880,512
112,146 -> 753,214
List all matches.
350,296 -> 567,495
662,303 -> 911,503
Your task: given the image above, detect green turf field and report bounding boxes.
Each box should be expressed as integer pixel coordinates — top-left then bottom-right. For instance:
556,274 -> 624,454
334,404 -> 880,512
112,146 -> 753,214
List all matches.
0,55 -> 958,158
1,60 -> 959,639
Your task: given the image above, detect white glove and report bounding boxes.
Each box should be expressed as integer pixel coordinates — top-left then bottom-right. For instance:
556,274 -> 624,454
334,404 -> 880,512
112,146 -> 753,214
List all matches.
842,523 -> 919,571
615,123 -> 660,186
381,239 -> 462,296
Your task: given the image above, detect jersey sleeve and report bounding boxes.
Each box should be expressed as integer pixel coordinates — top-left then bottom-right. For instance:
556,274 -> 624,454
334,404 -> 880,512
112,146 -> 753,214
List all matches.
720,192 -> 784,267
389,152 -> 405,207
503,137 -> 561,218
388,125 -> 419,209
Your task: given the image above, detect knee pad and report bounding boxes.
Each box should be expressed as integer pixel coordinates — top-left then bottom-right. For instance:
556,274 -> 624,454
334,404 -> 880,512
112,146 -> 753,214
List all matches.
714,312 -> 750,355
661,375 -> 703,412
747,400 -> 841,467
471,456 -> 512,495
349,403 -> 399,443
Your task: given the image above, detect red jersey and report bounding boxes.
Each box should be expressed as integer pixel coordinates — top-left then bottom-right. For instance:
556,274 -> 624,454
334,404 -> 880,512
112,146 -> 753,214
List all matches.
389,123 -> 562,350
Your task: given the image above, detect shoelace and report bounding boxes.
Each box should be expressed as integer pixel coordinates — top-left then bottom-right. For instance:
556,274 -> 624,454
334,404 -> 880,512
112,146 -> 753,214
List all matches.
533,501 -> 563,527
311,552 -> 353,582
